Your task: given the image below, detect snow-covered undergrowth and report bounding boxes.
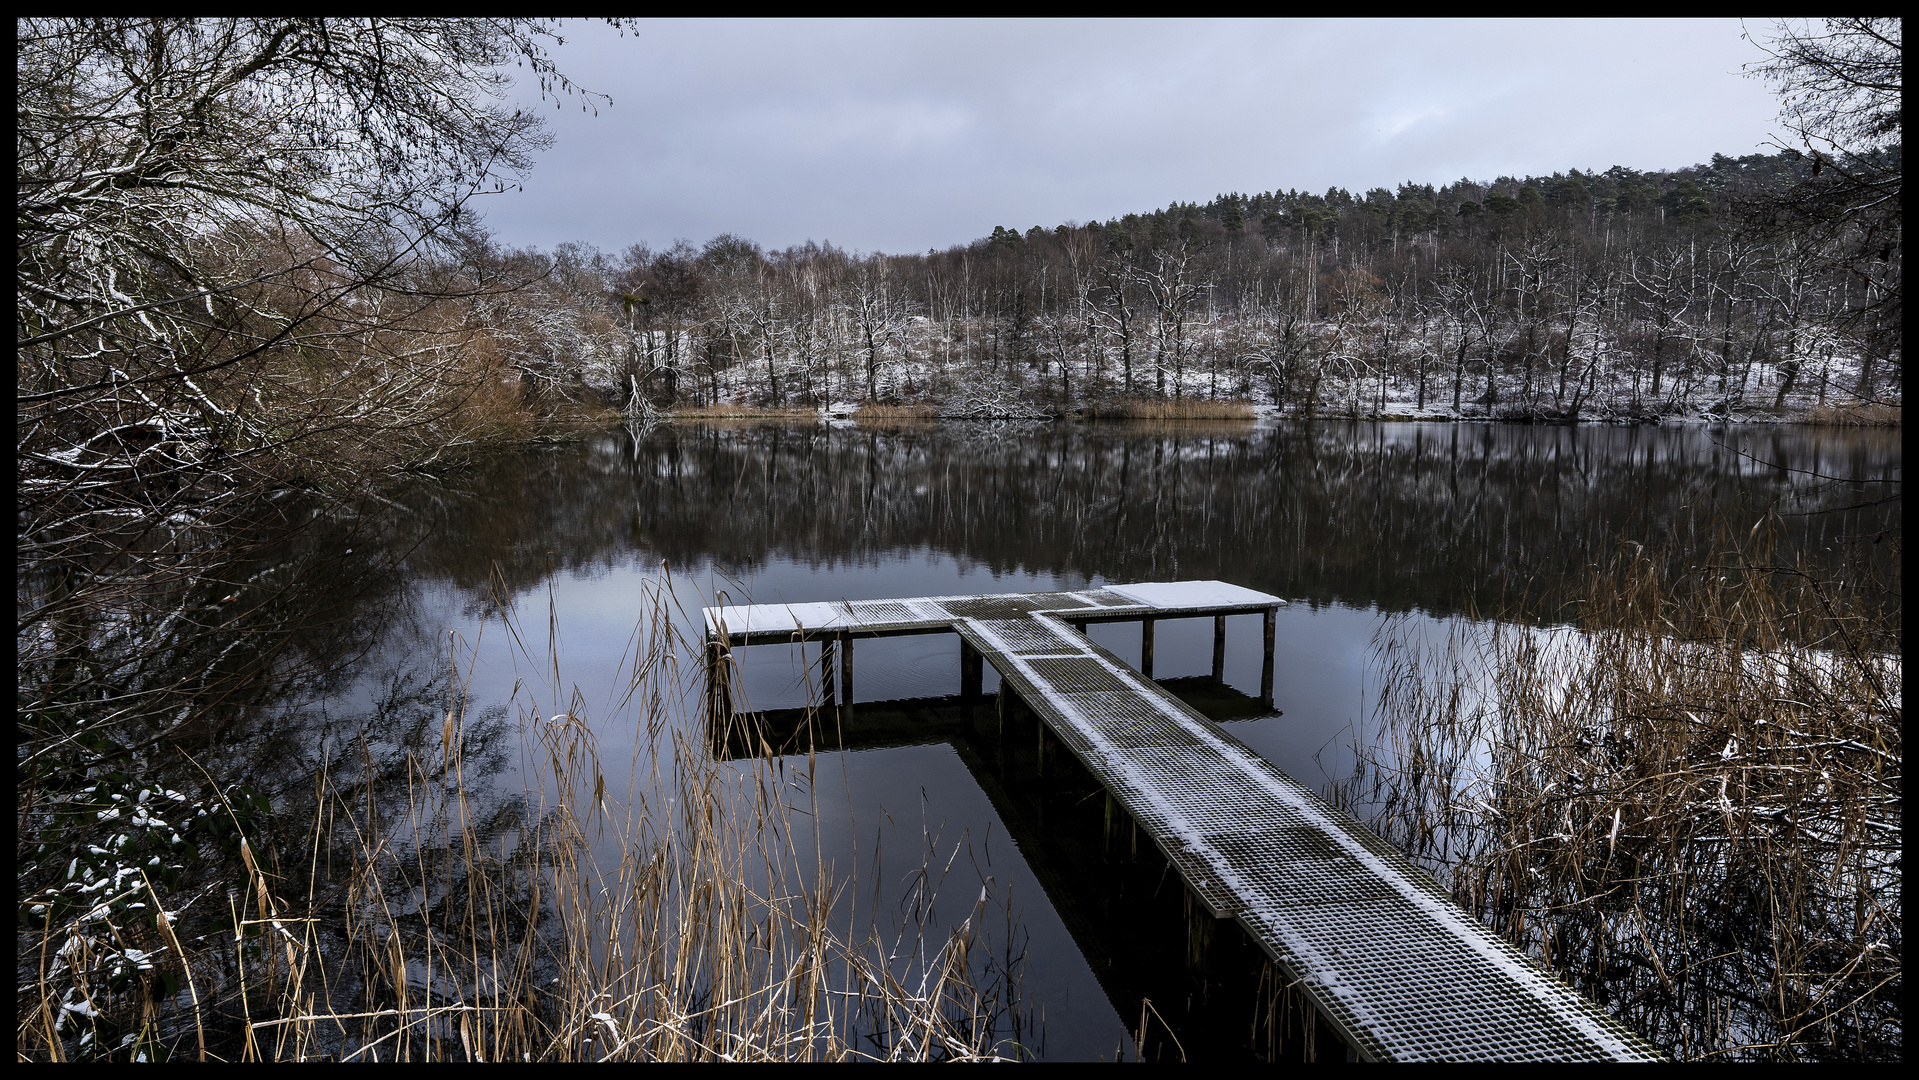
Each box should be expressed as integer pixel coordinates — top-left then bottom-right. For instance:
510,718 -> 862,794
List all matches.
519,307 -> 1896,426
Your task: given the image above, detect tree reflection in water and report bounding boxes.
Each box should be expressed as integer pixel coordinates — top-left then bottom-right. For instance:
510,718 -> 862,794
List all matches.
20,420 -> 1898,1060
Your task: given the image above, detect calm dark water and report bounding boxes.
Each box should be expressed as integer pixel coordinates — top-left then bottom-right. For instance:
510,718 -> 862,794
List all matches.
307,419 -> 1899,1060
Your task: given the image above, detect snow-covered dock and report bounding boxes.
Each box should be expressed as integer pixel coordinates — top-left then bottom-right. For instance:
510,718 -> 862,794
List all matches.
703,582 -> 1660,1062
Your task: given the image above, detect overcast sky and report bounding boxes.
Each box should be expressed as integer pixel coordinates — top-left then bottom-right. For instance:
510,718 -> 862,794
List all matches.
478,18 -> 1789,256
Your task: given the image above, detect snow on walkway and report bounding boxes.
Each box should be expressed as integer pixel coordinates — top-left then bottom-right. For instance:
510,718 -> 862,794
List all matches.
705,583 -> 1661,1061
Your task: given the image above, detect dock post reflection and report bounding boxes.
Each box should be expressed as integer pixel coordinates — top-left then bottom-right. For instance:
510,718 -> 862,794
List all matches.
1260,607 -> 1276,708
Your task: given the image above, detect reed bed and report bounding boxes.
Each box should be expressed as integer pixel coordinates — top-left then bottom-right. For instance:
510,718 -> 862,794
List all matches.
19,575 -> 1026,1062
1079,398 -> 1257,421
666,403 -> 826,420
1337,524 -> 1901,1060
1803,402 -> 1901,427
851,402 -> 944,421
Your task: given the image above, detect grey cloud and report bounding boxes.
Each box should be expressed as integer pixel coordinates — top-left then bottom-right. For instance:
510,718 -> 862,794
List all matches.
478,18 -> 1783,254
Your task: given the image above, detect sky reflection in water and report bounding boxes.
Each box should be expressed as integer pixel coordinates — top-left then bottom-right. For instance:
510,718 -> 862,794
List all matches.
363,420 -> 1899,1059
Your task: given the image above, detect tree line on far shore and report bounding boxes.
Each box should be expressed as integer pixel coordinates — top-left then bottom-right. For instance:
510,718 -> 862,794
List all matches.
480,144 -> 1899,421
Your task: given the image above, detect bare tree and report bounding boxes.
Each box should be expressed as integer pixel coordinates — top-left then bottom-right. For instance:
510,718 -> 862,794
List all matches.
1092,252 -> 1139,395
1624,246 -> 1700,406
1434,264 -> 1493,412
16,19 -> 624,1057
1746,18 -> 1902,397
1138,244 -> 1204,397
20,17 -> 605,734
842,257 -> 908,402
1749,18 -> 1901,167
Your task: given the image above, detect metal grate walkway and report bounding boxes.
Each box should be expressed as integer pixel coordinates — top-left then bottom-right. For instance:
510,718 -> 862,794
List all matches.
704,582 -> 1662,1062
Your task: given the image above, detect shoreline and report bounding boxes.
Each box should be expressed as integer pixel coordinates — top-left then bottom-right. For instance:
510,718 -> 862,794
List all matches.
622,402 -> 1901,428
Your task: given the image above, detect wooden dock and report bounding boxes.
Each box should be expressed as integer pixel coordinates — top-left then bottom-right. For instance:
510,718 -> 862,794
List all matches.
704,582 -> 1661,1062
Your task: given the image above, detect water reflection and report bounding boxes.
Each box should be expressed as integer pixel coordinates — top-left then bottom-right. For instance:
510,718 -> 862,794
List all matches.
255,421 -> 1907,1058
716,675 -> 1311,1062
400,420 -> 1898,619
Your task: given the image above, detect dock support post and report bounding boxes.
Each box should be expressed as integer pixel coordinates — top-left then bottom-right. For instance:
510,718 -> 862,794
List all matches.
704,634 -> 716,716
1141,617 -> 1156,679
706,636 -> 733,719
1260,606 -> 1276,709
839,635 -> 852,714
960,639 -> 982,703
818,636 -> 836,706
1213,615 -> 1227,684
1186,891 -> 1220,976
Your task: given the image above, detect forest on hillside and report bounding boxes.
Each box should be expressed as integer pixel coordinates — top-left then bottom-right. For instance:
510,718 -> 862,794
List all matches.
481,144 -> 1900,421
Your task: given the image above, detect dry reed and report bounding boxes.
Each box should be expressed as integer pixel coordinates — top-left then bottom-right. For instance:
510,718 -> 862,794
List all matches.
1803,402 -> 1901,427
1078,398 -> 1256,421
19,574 -> 1026,1062
667,403 -> 825,420
1337,521 -> 1901,1060
851,402 -> 944,421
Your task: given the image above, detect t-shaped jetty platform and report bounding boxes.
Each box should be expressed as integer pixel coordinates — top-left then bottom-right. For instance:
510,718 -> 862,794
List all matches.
703,581 -> 1660,1062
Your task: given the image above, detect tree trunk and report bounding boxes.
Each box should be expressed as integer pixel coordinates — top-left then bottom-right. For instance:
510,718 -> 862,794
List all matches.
1451,334 -> 1469,411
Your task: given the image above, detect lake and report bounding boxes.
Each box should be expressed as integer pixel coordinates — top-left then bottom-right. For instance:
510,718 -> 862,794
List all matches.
294,419 -> 1899,1060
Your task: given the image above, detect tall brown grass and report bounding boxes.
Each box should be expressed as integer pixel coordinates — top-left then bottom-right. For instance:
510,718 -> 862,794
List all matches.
1079,398 -> 1256,421
1339,522 -> 1901,1060
1803,402 -> 1902,427
851,402 -> 943,422
667,403 -> 824,420
19,576 -> 1024,1062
